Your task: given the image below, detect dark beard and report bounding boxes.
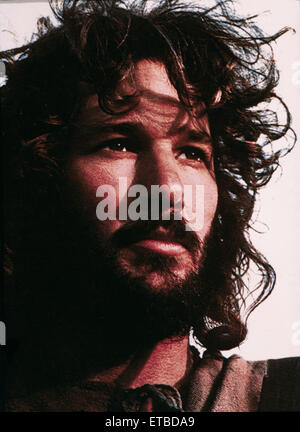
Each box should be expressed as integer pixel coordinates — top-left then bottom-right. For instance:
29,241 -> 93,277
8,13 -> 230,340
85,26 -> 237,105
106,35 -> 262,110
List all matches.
79,216 -> 212,348
94,263 -> 206,347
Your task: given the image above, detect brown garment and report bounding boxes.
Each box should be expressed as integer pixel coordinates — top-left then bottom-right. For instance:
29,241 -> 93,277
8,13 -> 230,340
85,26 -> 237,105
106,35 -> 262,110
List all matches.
183,352 -> 267,411
5,352 -> 300,412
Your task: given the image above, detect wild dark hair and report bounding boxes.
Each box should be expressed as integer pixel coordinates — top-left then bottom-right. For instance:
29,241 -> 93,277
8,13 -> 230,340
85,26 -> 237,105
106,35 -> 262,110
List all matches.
1,0 -> 295,352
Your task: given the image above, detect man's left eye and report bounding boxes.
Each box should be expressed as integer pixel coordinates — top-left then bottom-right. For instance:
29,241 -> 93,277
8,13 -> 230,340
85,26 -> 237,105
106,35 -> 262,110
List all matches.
177,147 -> 208,162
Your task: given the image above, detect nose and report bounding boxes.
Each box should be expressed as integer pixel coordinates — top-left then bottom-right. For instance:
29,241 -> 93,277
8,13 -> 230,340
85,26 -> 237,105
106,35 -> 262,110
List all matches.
135,142 -> 184,217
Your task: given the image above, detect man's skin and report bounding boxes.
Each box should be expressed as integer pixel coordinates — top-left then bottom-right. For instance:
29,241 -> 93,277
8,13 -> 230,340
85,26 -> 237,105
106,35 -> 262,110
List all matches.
63,60 -> 218,391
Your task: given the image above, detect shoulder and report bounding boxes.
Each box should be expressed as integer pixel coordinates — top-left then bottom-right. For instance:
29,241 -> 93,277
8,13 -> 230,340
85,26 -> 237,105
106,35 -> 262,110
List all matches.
185,350 -> 300,411
255,356 -> 300,412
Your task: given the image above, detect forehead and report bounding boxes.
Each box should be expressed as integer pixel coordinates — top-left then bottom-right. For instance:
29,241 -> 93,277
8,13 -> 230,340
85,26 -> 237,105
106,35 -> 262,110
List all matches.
79,60 -> 209,136
83,60 -> 179,112
129,60 -> 178,98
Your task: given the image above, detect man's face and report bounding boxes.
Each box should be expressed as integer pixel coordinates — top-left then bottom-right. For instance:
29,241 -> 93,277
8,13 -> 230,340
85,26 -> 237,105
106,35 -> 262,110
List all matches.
65,60 -> 218,294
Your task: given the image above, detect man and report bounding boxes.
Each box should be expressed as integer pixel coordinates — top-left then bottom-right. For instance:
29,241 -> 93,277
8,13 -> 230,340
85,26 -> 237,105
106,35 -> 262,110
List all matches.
1,0 -> 299,412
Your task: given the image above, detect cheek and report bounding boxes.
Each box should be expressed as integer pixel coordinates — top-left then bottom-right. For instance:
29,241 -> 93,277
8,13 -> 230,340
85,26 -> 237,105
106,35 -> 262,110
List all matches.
64,159 -> 132,237
65,160 -> 110,211
65,158 -> 134,203
204,180 -> 218,218
182,172 -> 218,235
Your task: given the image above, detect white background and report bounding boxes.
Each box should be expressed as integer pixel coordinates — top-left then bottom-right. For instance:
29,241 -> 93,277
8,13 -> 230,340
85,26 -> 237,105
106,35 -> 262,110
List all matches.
0,0 -> 299,360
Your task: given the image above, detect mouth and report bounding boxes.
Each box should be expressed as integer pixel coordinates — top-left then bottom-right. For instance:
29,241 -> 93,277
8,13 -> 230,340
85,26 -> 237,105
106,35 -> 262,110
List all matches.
132,239 -> 187,256
128,227 -> 188,256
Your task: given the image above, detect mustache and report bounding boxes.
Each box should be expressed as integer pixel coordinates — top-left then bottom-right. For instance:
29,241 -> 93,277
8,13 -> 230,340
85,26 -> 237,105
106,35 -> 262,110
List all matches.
111,213 -> 203,253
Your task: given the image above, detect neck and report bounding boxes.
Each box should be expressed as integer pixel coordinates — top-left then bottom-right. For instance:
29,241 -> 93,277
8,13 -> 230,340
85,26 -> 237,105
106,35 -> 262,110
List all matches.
89,335 -> 191,389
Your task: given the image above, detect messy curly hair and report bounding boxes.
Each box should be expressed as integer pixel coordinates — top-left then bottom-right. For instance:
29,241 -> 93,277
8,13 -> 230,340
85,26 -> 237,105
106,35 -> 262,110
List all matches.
1,0 -> 295,351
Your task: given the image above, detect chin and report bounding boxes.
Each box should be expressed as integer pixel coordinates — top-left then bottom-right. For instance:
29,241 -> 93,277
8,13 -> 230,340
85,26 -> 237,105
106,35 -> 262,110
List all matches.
115,248 -> 199,293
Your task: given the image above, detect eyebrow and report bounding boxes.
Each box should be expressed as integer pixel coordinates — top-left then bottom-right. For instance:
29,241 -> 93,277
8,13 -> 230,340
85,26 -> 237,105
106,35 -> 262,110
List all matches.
74,122 -> 146,141
182,129 -> 212,143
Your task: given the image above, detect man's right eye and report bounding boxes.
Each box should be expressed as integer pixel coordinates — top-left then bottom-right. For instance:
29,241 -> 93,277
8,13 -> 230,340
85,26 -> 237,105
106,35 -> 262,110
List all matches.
95,138 -> 136,153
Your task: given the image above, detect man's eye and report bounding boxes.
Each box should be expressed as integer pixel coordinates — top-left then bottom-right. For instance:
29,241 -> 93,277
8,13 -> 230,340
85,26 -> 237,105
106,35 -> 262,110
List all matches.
97,139 -> 135,153
177,147 -> 208,162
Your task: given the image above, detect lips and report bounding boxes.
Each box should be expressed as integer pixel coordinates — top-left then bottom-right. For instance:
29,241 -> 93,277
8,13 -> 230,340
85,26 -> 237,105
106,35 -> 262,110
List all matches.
132,239 -> 187,256
129,227 -> 188,256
